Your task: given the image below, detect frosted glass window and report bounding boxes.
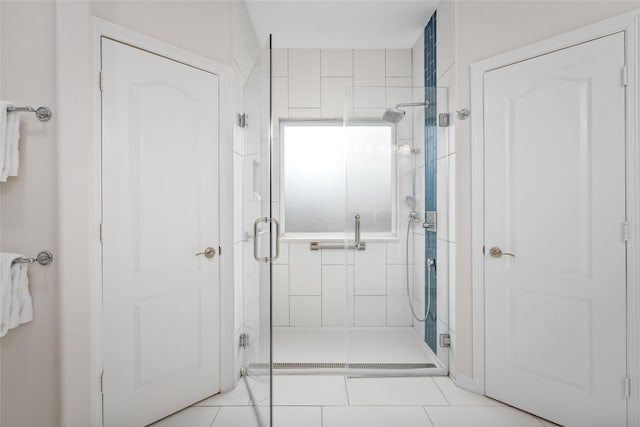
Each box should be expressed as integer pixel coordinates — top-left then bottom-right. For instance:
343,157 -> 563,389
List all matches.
281,121 -> 395,238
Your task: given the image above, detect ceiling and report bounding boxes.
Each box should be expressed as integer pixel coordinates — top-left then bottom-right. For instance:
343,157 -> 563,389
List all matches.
245,1 -> 439,49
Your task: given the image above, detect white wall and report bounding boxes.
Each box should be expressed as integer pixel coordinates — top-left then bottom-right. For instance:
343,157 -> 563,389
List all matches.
445,0 -> 639,381
267,48 -> 424,329
0,2 -> 60,426
54,2 -> 238,426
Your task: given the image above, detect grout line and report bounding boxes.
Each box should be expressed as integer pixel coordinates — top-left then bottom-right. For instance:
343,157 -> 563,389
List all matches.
431,376 -> 452,406
422,405 -> 437,427
343,375 -> 351,406
209,406 -> 222,427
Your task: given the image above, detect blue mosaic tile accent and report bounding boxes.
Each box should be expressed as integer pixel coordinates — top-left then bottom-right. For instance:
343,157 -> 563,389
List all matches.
424,12 -> 438,352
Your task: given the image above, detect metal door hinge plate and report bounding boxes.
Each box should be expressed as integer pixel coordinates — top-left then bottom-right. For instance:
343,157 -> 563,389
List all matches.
99,71 -> 104,91
622,66 -> 629,87
239,333 -> 249,349
623,221 -> 629,242
439,334 -> 451,348
625,376 -> 631,399
438,113 -> 450,127
238,113 -> 248,128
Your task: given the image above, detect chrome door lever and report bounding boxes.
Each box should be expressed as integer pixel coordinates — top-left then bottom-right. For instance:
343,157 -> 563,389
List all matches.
489,247 -> 515,258
196,247 -> 216,258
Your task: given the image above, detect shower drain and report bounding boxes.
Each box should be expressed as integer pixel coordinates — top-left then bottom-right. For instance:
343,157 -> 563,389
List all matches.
249,362 -> 437,370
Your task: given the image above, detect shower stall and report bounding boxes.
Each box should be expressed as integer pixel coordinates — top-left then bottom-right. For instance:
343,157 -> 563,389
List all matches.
239,43 -> 451,425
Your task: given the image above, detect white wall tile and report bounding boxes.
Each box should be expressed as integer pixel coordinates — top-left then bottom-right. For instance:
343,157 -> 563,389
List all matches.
385,49 -> 412,77
233,152 -> 243,244
234,242 -> 244,332
273,77 -> 288,139
322,265 -> 354,326
437,156 -> 449,242
289,243 -> 321,295
321,49 -> 353,77
354,243 -> 386,295
436,239 -> 449,325
288,49 -> 321,108
436,0 -> 455,80
273,264 -> 290,326
412,32 -> 424,88
354,296 -> 387,326
448,154 -> 456,243
412,229 -> 425,304
354,108 -> 385,119
353,86 -> 385,109
272,49 -> 288,77
273,241 -> 289,264
437,66 -> 454,159
386,265 -> 413,326
321,77 -> 353,118
290,296 -> 321,326
412,298 -> 425,338
386,77 -> 413,88
322,248 -> 354,265
448,241 -> 456,334
386,208 -> 411,265
353,50 -> 385,86
288,108 -> 321,118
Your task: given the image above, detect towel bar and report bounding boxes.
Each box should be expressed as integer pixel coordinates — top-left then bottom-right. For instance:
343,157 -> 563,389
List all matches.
12,251 -> 54,266
6,106 -> 52,122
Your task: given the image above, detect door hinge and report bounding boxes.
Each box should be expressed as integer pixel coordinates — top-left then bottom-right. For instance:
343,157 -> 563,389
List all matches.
238,113 -> 247,128
100,371 -> 104,394
438,113 -> 450,127
239,333 -> 249,349
622,66 -> 629,87
623,221 -> 629,242
99,223 -> 103,243
624,376 -> 631,399
439,334 -> 451,348
219,246 -> 222,256
99,71 -> 104,91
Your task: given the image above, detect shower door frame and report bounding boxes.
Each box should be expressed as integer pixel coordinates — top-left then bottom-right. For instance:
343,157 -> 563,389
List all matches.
87,18 -> 236,426
469,10 -> 640,426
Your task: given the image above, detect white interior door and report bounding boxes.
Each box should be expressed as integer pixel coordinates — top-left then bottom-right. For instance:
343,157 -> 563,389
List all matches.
101,37 -> 220,427
484,33 -> 627,427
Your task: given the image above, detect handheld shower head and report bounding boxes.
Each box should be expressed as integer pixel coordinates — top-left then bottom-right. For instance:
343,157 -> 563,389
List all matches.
382,101 -> 429,123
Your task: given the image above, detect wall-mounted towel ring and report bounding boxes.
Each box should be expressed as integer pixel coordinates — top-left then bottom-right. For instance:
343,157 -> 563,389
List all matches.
12,251 -> 54,266
6,106 -> 52,122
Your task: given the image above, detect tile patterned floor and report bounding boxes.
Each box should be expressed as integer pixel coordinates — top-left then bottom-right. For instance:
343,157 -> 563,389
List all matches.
150,375 -> 561,427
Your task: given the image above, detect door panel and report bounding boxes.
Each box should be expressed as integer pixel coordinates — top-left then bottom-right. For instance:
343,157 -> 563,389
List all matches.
102,38 -> 220,427
484,33 -> 626,427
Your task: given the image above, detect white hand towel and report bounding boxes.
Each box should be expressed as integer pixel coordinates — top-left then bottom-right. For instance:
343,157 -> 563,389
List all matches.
0,253 -> 33,337
0,101 -> 20,182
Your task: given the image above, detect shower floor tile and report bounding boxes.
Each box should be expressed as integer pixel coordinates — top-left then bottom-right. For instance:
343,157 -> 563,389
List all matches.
155,376 -> 558,427
273,326 -> 440,365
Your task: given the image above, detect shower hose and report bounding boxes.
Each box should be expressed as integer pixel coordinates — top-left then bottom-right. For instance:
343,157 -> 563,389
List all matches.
405,218 -> 433,323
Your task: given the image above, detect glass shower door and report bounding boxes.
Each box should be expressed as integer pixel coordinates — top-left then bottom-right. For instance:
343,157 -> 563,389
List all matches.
343,85 -> 450,375
242,37 -> 274,426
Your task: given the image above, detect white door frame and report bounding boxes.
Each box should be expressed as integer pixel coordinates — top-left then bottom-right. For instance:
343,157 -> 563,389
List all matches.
470,10 -> 640,426
91,18 -> 235,425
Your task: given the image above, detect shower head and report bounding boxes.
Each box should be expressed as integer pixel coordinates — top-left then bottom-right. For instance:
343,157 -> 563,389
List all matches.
382,101 -> 429,123
383,107 -> 406,123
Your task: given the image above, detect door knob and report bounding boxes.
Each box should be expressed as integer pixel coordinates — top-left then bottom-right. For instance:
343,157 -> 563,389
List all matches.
196,247 -> 216,258
489,247 -> 515,258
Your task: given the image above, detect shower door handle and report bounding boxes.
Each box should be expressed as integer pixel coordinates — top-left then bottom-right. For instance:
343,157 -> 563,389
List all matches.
253,217 -> 280,262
